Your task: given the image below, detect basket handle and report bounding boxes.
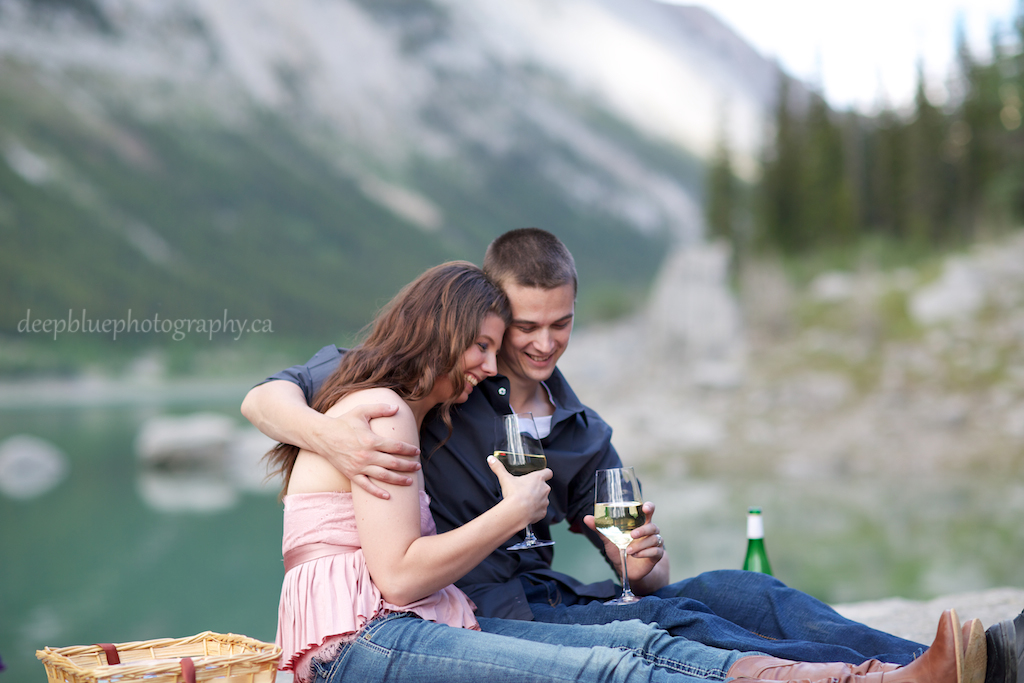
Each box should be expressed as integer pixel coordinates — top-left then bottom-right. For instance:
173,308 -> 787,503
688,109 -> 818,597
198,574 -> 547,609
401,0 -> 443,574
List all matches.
95,645 -> 195,683
96,643 -> 120,665
181,657 -> 196,683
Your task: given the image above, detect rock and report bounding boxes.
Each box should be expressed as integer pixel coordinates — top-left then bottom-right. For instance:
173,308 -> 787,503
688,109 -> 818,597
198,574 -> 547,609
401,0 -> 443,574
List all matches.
134,412 -> 236,469
0,434 -> 68,500
908,259 -> 986,326
136,470 -> 238,513
645,241 -> 746,387
835,587 -> 1024,645
228,426 -> 283,493
134,413 -> 282,512
809,271 -> 855,303
600,398 -> 724,461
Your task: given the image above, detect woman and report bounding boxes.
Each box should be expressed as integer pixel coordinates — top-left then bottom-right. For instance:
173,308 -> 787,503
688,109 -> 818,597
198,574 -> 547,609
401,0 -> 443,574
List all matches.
265,261 -> 979,683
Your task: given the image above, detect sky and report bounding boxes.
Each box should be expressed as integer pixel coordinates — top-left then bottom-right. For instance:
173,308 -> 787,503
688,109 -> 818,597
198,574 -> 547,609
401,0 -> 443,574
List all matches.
658,0 -> 1021,112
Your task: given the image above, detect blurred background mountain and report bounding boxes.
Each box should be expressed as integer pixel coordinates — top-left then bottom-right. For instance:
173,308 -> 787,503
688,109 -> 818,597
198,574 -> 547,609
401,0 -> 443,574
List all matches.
0,0 -> 799,378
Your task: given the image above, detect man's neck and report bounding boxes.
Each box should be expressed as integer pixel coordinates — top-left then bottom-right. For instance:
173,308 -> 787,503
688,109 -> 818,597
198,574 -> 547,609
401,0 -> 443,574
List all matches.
505,373 -> 555,417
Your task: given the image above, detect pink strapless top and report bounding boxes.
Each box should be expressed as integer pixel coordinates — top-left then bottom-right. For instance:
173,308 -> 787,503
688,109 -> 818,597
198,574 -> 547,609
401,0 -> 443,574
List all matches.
276,490 -> 479,682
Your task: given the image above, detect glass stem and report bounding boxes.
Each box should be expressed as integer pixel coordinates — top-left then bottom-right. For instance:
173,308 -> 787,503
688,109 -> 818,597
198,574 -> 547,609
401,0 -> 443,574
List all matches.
524,523 -> 537,543
619,547 -> 634,598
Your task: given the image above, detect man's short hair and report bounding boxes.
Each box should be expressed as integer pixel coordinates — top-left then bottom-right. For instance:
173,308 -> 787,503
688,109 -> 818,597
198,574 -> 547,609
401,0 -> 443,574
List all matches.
483,228 -> 578,297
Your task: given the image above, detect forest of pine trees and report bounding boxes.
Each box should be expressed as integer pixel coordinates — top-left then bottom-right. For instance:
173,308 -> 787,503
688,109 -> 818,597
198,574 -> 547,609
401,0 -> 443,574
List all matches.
707,10 -> 1024,262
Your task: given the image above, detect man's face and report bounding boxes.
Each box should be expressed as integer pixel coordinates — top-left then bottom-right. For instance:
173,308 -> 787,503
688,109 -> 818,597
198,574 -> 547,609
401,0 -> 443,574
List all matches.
497,282 -> 575,386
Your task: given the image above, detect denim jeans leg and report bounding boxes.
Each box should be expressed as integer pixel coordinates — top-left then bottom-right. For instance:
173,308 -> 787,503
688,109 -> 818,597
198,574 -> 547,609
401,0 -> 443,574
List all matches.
659,570 -> 926,663
477,616 -> 751,679
322,611 -> 742,683
530,571 -> 924,665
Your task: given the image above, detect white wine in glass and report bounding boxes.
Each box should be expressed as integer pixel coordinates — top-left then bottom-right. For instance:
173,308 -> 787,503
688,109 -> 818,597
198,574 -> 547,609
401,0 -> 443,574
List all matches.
494,452 -> 547,477
594,467 -> 645,604
495,412 -> 554,551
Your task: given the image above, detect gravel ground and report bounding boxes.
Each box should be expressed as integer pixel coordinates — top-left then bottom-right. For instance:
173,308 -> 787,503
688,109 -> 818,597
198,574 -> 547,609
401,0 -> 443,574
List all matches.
562,234 -> 1024,479
834,586 -> 1024,646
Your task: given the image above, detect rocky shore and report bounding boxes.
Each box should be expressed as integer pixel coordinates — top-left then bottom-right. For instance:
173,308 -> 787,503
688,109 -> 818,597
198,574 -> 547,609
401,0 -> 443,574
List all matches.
561,233 -> 1024,477
835,587 -> 1024,645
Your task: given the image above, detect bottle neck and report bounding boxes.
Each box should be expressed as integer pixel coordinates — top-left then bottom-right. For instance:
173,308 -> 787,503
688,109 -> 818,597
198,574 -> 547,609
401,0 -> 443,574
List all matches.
747,515 -> 764,540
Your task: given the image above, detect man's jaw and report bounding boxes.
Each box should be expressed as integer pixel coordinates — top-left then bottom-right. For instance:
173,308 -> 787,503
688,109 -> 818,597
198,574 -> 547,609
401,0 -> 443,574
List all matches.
524,350 -> 555,366
496,349 -> 559,385
519,349 -> 560,384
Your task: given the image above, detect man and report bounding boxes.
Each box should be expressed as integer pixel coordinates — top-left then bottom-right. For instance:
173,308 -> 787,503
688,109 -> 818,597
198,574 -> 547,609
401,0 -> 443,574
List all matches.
243,228 -> 1022,680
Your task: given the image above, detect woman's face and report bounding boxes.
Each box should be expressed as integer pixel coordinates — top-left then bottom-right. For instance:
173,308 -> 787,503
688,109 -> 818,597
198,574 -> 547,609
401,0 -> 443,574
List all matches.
451,313 -> 506,403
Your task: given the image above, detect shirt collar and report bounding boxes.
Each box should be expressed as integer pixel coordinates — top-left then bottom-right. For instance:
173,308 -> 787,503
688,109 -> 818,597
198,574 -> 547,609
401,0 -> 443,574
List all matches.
481,367 -> 588,426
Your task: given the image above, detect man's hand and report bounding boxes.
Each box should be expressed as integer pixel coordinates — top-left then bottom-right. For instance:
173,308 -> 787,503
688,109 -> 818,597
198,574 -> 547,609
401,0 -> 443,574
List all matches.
317,403 -> 422,499
583,501 -> 669,593
242,381 -> 420,500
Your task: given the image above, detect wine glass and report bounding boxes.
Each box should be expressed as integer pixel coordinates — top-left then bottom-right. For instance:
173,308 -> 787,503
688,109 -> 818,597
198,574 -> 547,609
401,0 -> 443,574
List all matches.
494,412 -> 554,551
594,467 -> 645,604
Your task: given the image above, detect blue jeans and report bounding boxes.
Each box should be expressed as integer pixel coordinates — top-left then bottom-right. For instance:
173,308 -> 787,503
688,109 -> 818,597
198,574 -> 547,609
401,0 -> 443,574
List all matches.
527,570 -> 927,666
312,611 -> 756,683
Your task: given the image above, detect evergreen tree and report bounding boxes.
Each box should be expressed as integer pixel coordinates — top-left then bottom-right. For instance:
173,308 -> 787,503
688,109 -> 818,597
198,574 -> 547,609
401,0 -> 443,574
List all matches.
799,91 -> 856,248
837,110 -> 869,242
865,106 -> 910,241
758,73 -> 805,252
752,3 -> 1024,259
948,20 -> 976,238
705,118 -> 747,278
954,23 -> 1006,237
705,119 -> 738,247
1008,3 -> 1024,221
907,61 -> 953,244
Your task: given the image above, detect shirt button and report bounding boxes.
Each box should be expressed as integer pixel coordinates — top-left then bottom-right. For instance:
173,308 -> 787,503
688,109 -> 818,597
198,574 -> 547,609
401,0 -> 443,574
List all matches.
498,387 -> 507,396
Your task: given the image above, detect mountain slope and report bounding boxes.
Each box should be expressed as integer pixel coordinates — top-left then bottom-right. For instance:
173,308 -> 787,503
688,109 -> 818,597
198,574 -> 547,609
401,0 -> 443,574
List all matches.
0,0 -> 785,358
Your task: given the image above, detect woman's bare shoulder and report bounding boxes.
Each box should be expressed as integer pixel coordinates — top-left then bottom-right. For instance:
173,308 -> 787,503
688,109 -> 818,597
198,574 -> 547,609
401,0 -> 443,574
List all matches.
326,388 -> 419,443
325,387 -> 407,417
290,390 -> 421,496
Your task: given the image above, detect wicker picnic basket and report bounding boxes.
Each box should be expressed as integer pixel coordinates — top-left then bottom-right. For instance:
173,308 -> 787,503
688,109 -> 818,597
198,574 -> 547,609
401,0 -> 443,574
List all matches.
36,631 -> 282,683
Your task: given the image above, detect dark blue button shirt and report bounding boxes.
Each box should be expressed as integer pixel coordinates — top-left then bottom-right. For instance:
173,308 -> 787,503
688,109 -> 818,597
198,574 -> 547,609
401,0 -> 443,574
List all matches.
266,345 -> 624,619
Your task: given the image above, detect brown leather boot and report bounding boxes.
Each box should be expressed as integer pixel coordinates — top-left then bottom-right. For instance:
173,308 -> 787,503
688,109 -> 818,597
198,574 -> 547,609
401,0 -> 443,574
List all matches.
725,655 -> 899,680
726,608 -> 968,683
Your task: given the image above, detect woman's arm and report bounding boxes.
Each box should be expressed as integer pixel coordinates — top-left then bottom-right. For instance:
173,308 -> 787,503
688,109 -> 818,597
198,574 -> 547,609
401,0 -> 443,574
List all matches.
241,380 -> 421,498
345,391 -> 552,606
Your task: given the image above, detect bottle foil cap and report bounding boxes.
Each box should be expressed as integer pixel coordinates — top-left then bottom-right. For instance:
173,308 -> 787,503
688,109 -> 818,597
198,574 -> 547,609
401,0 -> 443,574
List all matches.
747,511 -> 765,539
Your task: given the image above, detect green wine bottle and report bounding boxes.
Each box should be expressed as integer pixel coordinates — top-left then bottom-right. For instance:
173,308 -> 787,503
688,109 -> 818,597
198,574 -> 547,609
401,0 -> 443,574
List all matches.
742,507 -> 773,575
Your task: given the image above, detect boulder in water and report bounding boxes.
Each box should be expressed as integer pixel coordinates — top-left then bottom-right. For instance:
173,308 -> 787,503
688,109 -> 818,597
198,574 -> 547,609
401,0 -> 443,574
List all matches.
0,434 -> 68,500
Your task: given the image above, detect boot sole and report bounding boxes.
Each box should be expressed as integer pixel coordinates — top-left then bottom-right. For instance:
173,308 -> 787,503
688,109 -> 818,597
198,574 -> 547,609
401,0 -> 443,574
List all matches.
964,619 -> 987,683
985,619 -> 1018,683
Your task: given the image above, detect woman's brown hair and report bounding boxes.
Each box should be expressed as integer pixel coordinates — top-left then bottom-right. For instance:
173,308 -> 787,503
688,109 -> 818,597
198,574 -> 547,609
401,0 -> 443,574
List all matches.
265,261 -> 511,497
